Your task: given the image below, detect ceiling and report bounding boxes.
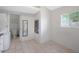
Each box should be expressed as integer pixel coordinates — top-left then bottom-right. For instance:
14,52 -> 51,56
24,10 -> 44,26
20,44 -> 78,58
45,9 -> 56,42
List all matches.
0,6 -> 61,14
46,6 -> 62,11
0,6 -> 39,14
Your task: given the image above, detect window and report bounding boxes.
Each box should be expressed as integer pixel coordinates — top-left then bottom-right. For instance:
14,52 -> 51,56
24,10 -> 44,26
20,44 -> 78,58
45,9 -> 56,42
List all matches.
61,11 -> 79,28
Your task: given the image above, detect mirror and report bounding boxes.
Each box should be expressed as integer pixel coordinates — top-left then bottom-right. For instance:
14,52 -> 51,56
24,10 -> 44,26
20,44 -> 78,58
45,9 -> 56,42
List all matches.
34,20 -> 39,33
22,20 -> 28,37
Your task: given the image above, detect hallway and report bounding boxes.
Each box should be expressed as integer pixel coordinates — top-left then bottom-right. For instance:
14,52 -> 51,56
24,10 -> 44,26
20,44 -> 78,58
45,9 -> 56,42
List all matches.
4,38 -> 73,53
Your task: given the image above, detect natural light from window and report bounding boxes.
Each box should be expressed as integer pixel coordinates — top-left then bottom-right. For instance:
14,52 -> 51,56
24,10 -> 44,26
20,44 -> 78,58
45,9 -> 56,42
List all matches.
61,11 -> 79,28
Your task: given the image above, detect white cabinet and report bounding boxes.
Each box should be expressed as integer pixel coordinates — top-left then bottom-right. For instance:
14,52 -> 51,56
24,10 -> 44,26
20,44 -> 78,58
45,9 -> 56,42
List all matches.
0,32 -> 10,52
0,35 -> 3,51
3,32 -> 10,50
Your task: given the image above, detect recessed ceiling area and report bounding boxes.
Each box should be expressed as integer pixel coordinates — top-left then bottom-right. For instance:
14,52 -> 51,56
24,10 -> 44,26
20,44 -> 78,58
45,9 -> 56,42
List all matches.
0,6 -> 62,14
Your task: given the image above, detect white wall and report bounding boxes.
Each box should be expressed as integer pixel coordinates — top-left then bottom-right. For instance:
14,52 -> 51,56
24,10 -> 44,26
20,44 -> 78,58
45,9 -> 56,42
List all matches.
39,7 -> 52,43
51,6 -> 79,52
0,13 -> 9,32
20,15 -> 35,40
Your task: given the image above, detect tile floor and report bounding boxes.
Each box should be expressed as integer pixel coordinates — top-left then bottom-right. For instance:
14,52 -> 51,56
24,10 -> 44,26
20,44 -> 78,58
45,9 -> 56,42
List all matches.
4,38 -> 73,53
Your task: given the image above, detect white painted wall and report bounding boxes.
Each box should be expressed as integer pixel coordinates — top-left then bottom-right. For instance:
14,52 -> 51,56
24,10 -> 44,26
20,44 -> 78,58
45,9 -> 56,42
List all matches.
0,14 -> 9,32
51,6 -> 79,52
20,15 -> 35,40
39,7 -> 52,43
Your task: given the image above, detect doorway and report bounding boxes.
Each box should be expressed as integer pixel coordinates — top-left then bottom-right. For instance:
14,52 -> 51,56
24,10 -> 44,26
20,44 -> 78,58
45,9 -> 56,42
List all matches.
10,14 -> 20,39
